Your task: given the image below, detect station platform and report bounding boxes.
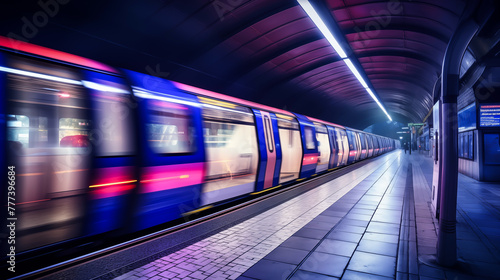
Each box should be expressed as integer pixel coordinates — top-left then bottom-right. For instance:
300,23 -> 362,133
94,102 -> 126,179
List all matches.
111,151 -> 500,280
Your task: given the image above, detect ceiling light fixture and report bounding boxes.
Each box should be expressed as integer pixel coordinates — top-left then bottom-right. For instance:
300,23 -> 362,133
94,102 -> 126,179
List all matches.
297,0 -> 392,121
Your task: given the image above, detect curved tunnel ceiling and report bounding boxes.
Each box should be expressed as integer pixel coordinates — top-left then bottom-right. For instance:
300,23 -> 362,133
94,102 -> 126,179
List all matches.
0,0 -> 471,129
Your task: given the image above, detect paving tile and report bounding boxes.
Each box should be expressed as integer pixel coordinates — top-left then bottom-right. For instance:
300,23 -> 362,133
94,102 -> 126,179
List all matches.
362,232 -> 399,244
342,269 -> 393,280
353,204 -> 378,211
293,228 -> 329,239
263,246 -> 309,265
345,213 -> 373,222
395,272 -> 419,280
347,251 -> 396,278
315,239 -> 357,257
281,236 -> 321,251
350,208 -> 376,216
321,210 -> 348,218
289,270 -> 339,280
372,214 -> 401,224
356,239 -> 398,257
313,215 -> 343,224
417,263 -> 445,279
299,252 -> 350,278
367,221 -> 400,235
304,220 -> 336,231
326,231 -> 363,243
334,224 -> 366,234
328,205 -> 354,212
457,240 -> 497,263
338,219 -> 369,228
241,259 -> 296,280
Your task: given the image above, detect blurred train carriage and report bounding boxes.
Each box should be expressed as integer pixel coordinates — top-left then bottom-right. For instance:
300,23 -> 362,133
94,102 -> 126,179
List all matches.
0,36 -> 397,269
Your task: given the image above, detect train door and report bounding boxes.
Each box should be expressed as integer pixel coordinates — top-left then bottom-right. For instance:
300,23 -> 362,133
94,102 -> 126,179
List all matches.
327,126 -> 339,168
354,132 -> 362,162
367,134 -> 374,158
359,133 -> 368,160
83,71 -> 138,235
336,127 -> 349,166
314,122 -> 330,173
198,98 -> 259,202
346,129 -> 358,164
3,54 -> 92,252
125,70 -> 206,230
276,114 -> 302,184
374,136 -> 380,156
254,110 -> 281,191
294,113 -> 318,179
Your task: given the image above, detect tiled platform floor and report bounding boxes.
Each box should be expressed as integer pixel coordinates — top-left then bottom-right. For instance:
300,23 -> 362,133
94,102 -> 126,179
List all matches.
113,151 -> 500,280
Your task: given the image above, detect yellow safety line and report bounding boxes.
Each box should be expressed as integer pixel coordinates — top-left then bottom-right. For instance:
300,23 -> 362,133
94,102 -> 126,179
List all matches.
54,169 -> 88,174
89,180 -> 137,188
141,175 -> 189,183
183,205 -> 213,216
17,173 -> 43,177
251,185 -> 282,195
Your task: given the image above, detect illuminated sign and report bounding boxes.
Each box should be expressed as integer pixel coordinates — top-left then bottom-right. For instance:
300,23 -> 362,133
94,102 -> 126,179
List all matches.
480,104 -> 500,127
458,102 -> 476,132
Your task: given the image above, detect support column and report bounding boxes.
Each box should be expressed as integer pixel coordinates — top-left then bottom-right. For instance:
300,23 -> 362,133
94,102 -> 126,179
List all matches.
436,1 -> 491,263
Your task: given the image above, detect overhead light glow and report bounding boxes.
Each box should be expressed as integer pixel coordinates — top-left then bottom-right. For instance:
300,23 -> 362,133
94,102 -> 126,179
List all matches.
297,0 -> 347,58
0,66 -> 82,85
132,87 -> 200,108
82,81 -> 129,94
297,0 -> 392,122
343,59 -> 368,88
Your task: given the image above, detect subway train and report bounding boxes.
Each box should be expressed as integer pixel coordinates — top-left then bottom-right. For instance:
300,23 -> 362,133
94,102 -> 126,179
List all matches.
0,36 -> 397,267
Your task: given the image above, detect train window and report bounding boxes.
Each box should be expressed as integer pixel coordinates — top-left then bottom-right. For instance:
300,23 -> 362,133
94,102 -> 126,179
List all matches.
90,77 -> 135,156
6,56 -> 90,152
201,103 -> 259,204
459,133 -> 464,158
304,126 -> 316,150
469,132 -> 474,160
313,122 -> 327,134
359,133 -> 366,149
264,116 -> 274,152
367,135 -> 373,150
7,114 -> 30,148
59,118 -> 91,147
346,131 -> 355,150
146,101 -> 195,154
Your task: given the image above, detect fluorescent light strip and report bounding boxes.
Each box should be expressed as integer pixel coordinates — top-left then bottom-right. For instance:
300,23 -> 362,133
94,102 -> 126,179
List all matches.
297,0 -> 392,121
367,88 -> 392,121
343,58 -> 368,88
132,87 -> 200,108
82,81 -> 129,94
298,0 -> 347,58
0,66 -> 82,85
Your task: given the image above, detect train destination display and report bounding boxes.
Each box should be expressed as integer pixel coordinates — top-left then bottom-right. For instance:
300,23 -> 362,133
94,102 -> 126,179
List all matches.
480,104 -> 500,127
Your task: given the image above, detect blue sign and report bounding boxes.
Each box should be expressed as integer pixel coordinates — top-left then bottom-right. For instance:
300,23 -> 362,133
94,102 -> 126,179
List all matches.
458,102 -> 476,132
480,104 -> 500,127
